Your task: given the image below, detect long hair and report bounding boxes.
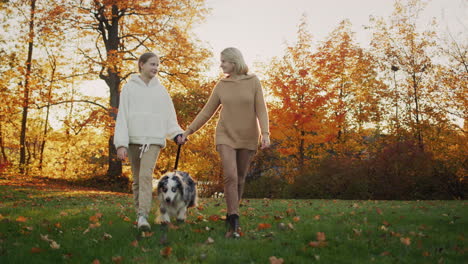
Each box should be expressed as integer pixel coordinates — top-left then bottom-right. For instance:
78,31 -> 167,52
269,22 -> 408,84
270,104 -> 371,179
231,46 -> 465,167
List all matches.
138,52 -> 158,72
221,47 -> 249,75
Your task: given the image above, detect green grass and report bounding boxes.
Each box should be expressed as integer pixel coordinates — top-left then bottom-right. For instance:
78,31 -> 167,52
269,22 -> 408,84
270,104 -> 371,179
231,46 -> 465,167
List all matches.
0,184 -> 466,263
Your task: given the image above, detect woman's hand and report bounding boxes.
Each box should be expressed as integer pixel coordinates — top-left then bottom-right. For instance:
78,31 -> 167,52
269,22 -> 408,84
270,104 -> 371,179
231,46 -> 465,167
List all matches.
261,136 -> 271,149
117,147 -> 128,160
176,134 -> 186,145
181,129 -> 192,143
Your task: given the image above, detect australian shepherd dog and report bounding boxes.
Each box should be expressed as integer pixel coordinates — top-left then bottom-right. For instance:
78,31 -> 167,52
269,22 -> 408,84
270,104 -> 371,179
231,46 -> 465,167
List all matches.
157,171 -> 197,223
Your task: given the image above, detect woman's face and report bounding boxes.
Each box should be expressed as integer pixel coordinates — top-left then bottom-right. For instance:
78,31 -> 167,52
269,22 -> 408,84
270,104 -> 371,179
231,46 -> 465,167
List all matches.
140,56 -> 159,79
220,55 -> 235,75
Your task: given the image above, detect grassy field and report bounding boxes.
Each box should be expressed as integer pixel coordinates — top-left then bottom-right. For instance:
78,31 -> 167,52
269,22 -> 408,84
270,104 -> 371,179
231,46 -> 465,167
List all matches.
0,181 -> 466,264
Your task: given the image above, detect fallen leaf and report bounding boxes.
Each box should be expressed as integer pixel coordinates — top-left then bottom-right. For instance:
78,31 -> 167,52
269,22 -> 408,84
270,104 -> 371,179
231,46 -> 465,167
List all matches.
89,222 -> 101,229
206,237 -> 214,244
16,216 -> 27,222
258,223 -> 272,230
352,228 -> 362,236
269,256 -> 284,264
314,215 -> 321,220
208,215 -> 220,222
112,256 -> 123,263
92,259 -> 100,264
400,237 -> 411,246
422,251 -> 431,256
50,241 -> 60,249
286,208 -> 295,216
130,240 -> 138,247
293,216 -> 300,222
376,208 -> 383,215
141,231 -> 154,237
168,223 -> 179,230
380,251 -> 391,256
103,233 -> 112,240
317,232 -> 326,242
274,215 -> 284,220
308,241 -> 328,248
287,223 -> 295,230
160,246 -> 172,257
40,234 -> 52,242
31,247 -> 43,253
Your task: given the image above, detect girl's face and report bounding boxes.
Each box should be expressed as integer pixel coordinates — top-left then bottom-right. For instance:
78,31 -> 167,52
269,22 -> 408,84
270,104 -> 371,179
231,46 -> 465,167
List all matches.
220,55 -> 235,75
140,56 -> 159,79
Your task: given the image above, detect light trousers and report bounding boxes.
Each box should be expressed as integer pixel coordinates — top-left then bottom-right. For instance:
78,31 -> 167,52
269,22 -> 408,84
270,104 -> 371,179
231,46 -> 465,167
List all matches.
128,144 -> 161,218
217,144 -> 256,215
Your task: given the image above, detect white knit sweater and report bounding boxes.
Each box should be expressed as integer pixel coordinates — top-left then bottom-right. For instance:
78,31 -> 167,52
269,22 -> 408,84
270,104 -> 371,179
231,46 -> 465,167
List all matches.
113,74 -> 183,150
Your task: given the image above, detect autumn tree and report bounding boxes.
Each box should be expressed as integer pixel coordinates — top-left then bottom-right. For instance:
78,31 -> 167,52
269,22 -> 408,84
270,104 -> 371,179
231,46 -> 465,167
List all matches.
435,29 -> 467,132
264,17 -> 332,178
57,0 -> 212,179
370,0 -> 439,149
314,19 -> 385,155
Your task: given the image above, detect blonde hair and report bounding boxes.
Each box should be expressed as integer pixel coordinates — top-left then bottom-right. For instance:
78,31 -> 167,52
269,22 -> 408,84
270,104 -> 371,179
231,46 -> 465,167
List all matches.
138,52 -> 158,72
221,47 -> 249,75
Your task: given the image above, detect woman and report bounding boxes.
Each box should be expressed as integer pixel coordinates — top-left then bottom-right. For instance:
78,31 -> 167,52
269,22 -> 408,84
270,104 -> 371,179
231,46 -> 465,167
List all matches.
182,47 -> 270,238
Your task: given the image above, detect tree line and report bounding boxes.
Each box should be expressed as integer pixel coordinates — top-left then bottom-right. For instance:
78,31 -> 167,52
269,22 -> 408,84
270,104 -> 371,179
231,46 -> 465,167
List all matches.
0,0 -> 466,199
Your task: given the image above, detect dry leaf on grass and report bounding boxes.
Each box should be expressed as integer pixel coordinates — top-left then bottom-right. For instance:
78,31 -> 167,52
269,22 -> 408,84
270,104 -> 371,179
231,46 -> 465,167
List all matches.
205,237 -> 215,244
112,256 -> 123,263
16,216 -> 27,222
269,256 -> 284,264
160,246 -> 172,257
258,223 -> 272,230
400,237 -> 411,246
31,247 -> 43,253
130,240 -> 138,248
317,232 -> 326,242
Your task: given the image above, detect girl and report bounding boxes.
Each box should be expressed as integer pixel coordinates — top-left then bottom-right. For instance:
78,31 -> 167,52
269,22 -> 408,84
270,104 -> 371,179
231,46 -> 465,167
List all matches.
114,52 -> 184,231
182,47 -> 270,238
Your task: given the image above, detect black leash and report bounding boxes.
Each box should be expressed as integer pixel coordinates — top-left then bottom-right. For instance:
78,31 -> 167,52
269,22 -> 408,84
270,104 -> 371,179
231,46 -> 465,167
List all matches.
174,144 -> 181,171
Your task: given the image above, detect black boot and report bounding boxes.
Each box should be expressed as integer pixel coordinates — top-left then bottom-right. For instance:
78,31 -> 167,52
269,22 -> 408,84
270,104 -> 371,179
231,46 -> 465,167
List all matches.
226,214 -> 240,238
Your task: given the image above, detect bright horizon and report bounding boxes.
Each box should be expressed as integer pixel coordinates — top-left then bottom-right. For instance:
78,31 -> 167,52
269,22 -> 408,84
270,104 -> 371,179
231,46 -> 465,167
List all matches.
192,0 -> 466,76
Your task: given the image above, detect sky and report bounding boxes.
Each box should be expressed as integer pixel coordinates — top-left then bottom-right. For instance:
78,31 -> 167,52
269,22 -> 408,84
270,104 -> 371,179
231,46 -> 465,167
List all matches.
83,0 -> 466,96
191,0 -> 467,75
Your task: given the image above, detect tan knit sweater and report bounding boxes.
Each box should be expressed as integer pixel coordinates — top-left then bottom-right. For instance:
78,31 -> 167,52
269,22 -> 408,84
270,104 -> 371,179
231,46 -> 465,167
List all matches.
187,74 -> 269,150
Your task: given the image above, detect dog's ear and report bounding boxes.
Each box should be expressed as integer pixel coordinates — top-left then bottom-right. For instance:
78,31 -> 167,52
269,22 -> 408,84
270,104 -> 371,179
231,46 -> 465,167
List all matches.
172,176 -> 184,197
157,175 -> 169,191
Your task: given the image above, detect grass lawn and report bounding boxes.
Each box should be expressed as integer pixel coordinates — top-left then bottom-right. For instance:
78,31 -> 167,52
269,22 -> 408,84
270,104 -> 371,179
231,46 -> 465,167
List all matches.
0,181 -> 466,264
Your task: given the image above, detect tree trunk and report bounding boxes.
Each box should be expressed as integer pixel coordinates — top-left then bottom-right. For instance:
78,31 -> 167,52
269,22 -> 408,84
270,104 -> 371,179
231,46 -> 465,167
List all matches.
412,74 -> 423,149
0,121 -> 7,164
106,72 -> 122,177
99,4 -> 122,178
39,79 -> 53,171
19,0 -> 36,173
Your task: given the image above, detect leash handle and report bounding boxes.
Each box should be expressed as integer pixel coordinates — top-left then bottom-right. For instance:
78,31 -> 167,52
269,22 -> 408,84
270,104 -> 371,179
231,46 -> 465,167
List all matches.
174,144 -> 181,171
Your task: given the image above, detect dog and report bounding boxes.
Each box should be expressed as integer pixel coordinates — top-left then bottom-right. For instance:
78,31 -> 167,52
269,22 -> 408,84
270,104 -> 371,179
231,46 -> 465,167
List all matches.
157,171 -> 197,223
